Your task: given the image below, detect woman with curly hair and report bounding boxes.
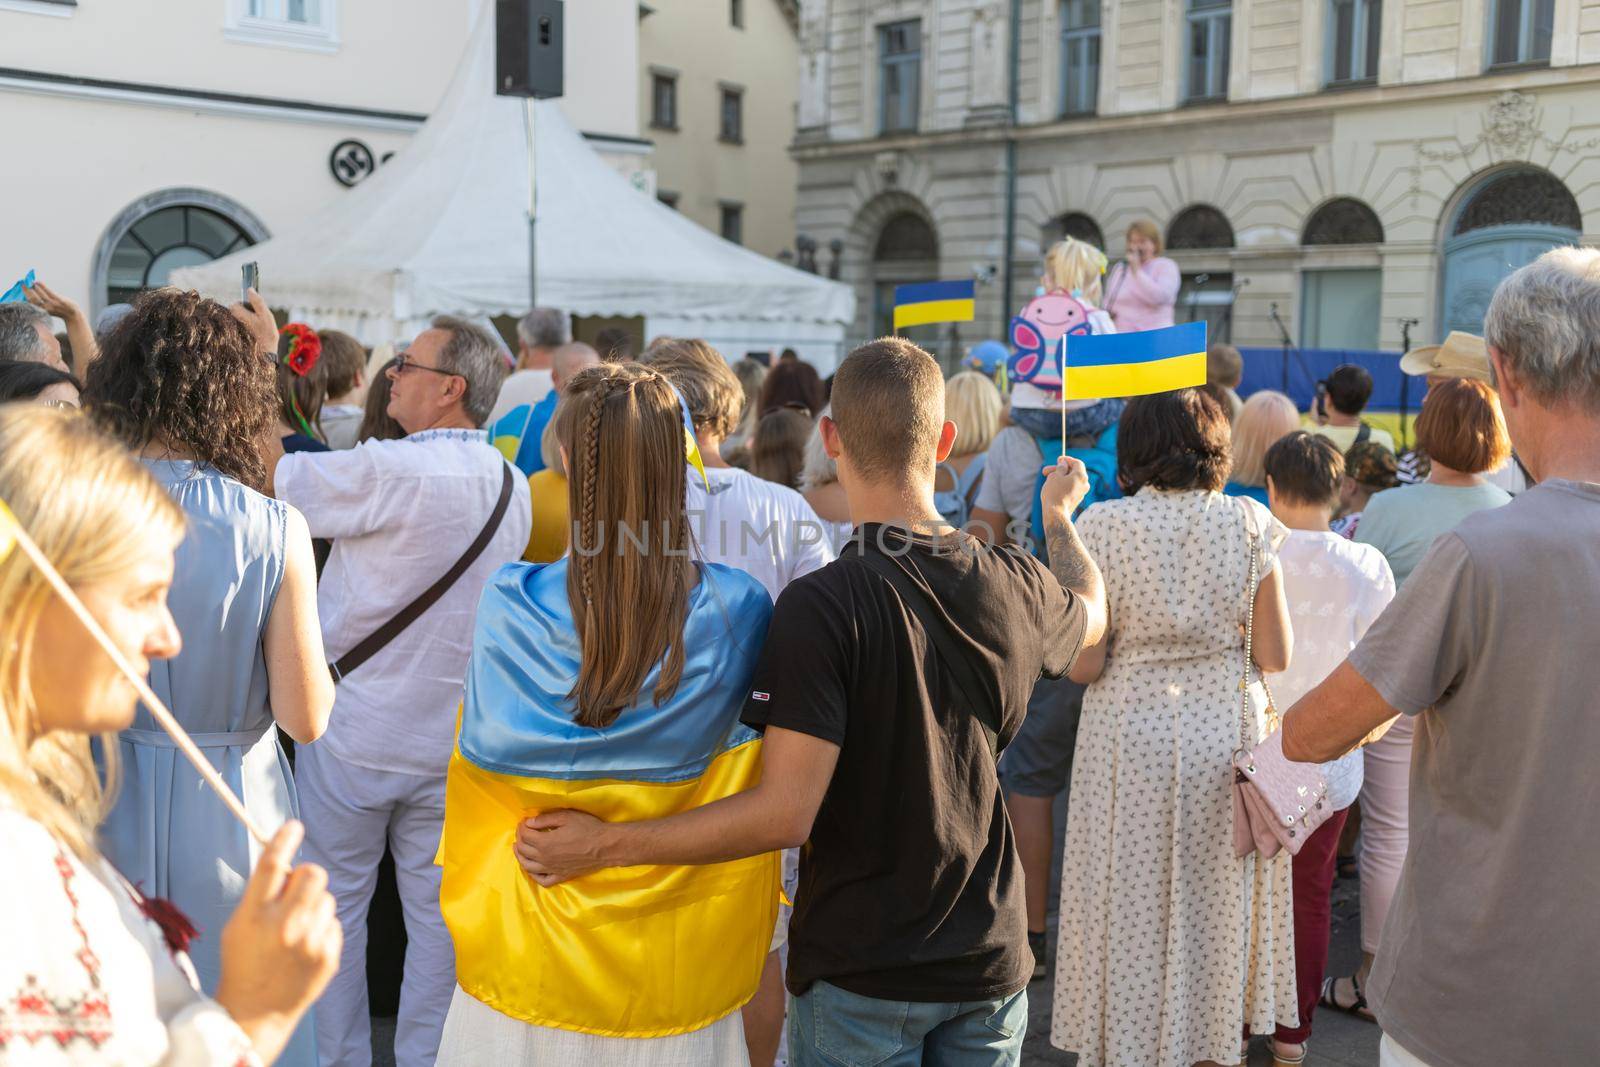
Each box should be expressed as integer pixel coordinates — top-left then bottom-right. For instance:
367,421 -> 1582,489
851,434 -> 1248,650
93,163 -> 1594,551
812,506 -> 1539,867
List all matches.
1052,388 -> 1300,1067
82,288 -> 333,1066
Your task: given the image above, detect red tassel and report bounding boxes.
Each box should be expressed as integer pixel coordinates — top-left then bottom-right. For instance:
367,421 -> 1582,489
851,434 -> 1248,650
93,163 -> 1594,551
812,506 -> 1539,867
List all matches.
133,889 -> 200,957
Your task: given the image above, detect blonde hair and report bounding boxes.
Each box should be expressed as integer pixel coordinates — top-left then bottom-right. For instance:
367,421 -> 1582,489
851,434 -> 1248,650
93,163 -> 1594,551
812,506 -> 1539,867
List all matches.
552,364 -> 693,729
1043,237 -> 1108,304
1126,218 -> 1164,256
944,370 -> 1003,458
800,404 -> 838,491
1229,390 -> 1301,488
0,406 -> 184,862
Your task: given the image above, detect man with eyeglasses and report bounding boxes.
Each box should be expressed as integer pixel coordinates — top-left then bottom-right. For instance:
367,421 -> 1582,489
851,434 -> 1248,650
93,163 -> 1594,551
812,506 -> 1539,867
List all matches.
274,315 -> 530,1067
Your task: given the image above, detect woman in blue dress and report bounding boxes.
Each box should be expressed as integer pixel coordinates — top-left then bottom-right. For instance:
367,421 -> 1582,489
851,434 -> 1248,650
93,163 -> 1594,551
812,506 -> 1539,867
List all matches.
84,287 -> 333,1066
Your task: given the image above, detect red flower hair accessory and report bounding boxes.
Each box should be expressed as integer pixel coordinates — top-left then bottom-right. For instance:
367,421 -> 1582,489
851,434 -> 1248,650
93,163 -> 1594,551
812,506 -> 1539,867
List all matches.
279,323 -> 322,377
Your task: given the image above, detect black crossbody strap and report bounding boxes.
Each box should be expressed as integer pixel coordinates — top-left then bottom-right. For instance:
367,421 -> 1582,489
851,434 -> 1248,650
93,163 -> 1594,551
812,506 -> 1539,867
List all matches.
848,546 -> 1003,758
329,462 -> 516,684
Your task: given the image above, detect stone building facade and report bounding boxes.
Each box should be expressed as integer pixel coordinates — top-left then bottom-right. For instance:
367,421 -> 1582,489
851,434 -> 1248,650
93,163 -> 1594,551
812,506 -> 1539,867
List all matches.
793,0 -> 1600,365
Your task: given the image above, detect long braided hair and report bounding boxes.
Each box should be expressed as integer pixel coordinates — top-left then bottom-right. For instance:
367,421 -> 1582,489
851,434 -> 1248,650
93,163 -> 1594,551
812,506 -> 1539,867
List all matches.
552,363 -> 694,728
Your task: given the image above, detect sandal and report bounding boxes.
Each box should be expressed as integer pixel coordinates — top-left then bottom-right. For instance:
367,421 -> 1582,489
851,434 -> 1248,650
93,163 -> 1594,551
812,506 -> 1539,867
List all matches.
1319,973 -> 1377,1023
1336,854 -> 1359,880
1271,1040 -> 1307,1066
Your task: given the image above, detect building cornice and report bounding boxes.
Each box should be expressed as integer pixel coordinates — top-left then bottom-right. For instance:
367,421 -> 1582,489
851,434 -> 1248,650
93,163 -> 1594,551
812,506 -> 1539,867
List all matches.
0,65 -> 427,131
792,62 -> 1600,160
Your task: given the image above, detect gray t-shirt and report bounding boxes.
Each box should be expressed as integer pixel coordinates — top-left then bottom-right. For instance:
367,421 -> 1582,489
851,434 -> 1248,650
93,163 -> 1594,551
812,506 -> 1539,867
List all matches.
1347,478 -> 1600,1067
973,425 -> 1042,527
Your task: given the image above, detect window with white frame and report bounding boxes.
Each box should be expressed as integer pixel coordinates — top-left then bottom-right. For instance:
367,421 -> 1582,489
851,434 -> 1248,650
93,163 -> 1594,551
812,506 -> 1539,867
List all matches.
1489,0 -> 1554,67
1327,0 -> 1380,84
226,0 -> 338,52
1185,0 -> 1231,103
878,20 -> 922,135
1059,0 -> 1100,116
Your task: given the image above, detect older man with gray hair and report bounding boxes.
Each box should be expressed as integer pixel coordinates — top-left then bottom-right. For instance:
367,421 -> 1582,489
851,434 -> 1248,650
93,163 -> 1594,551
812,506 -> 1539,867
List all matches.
275,315 -> 531,1067
1282,246 -> 1600,1067
489,305 -> 568,422
0,301 -> 66,369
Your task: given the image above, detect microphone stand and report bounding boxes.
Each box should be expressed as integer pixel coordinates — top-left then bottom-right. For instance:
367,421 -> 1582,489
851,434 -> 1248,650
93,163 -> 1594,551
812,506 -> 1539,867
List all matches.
1186,272 -> 1209,325
1398,317 -> 1419,451
1269,302 -> 1294,393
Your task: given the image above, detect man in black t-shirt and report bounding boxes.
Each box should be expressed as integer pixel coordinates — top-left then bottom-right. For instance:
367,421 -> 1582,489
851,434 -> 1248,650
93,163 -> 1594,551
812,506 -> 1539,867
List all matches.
515,338 -> 1107,1064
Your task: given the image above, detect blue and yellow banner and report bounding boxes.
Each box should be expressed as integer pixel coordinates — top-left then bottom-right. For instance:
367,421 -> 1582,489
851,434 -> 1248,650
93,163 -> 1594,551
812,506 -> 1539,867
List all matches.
894,279 -> 976,330
440,560 -> 779,1038
1063,320 -> 1208,400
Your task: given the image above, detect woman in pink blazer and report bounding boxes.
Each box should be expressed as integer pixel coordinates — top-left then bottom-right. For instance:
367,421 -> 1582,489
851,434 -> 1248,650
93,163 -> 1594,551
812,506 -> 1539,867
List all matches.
1103,219 -> 1181,333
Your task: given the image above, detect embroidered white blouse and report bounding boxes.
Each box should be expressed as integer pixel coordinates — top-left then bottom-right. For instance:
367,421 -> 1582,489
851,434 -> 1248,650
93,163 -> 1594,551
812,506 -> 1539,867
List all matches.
0,807 -> 259,1066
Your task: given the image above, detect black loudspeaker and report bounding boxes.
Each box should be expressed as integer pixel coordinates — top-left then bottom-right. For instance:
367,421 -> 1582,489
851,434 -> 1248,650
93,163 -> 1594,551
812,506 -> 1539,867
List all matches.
496,0 -> 564,99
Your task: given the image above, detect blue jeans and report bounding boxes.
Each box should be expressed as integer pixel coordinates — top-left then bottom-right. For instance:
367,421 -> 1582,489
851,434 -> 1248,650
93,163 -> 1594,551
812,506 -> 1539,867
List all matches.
787,980 -> 1028,1067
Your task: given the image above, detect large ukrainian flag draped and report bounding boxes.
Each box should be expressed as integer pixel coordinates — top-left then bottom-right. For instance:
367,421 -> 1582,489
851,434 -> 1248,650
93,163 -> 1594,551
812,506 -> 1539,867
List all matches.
1062,320 -> 1208,400
440,559 -> 779,1038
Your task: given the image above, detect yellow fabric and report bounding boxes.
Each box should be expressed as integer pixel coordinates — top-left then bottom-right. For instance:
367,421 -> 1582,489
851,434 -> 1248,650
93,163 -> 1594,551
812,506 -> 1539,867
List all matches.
523,469 -> 569,564
894,298 -> 976,329
1063,349 -> 1206,401
439,738 -> 780,1038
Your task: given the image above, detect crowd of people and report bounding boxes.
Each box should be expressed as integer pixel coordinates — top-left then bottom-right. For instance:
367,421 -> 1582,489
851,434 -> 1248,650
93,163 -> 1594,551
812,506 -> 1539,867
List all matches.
0,235 -> 1595,1067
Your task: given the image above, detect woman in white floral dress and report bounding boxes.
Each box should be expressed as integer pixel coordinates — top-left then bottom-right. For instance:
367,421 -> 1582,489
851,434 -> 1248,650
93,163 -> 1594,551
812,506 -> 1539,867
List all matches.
1051,389 -> 1300,1067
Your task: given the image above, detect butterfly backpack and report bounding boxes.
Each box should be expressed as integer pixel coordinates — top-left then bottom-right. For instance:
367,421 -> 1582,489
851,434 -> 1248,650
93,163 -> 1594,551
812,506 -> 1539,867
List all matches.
1006,290 -> 1097,394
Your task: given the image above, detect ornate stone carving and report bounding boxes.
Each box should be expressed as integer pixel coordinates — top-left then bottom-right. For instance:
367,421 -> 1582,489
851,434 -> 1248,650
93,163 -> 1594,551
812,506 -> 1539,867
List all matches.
1483,91 -> 1538,150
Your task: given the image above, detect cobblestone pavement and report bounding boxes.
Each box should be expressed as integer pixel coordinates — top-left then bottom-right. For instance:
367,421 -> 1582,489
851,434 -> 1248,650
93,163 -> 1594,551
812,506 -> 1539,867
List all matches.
374,798 -> 1384,1067
1021,873 -> 1380,1066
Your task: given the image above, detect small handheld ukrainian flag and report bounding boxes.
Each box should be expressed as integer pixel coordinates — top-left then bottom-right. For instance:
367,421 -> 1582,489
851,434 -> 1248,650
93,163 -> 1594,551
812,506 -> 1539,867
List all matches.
1062,321 -> 1208,401
894,280 -> 976,331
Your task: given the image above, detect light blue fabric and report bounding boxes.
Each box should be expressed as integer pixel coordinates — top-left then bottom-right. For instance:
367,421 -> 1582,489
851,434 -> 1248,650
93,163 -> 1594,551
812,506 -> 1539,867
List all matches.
459,558 -> 773,781
1354,480 -> 1512,588
934,453 -> 988,530
99,460 -> 316,1066
787,981 -> 1029,1066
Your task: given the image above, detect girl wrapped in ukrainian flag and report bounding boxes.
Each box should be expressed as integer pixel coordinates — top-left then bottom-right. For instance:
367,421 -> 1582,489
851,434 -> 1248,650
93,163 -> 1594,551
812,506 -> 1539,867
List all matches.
436,362 -> 779,1064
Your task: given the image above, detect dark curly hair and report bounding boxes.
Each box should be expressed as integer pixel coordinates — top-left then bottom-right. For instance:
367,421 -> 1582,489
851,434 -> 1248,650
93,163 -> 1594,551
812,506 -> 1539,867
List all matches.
1117,387 -> 1232,494
83,289 -> 276,490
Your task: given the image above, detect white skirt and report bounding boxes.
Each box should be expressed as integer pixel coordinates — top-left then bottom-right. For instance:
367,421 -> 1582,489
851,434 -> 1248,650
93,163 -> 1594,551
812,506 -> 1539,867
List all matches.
436,984 -> 750,1066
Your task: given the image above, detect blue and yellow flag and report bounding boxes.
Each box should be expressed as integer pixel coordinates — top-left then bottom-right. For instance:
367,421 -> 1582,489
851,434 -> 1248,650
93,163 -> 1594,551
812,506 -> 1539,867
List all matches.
894,279 -> 976,330
1062,320 -> 1208,401
440,560 -> 778,1038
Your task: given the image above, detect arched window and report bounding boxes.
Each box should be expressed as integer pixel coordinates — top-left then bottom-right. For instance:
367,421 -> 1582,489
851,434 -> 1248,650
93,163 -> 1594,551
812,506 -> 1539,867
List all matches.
1166,204 -> 1235,250
1043,211 -> 1106,251
1302,197 -> 1385,245
94,189 -> 268,313
874,212 -> 938,261
1453,169 -> 1582,236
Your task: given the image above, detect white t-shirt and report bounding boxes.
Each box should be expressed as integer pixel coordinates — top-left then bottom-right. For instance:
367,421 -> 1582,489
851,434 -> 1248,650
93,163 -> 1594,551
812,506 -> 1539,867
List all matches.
688,466 -> 835,602
1310,422 -> 1395,455
276,429 -> 532,777
489,369 -> 553,423
1274,528 -> 1396,809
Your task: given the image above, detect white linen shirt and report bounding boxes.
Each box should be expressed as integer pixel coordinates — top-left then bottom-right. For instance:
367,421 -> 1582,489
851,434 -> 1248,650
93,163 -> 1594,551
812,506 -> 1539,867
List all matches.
1274,529 -> 1396,808
276,428 -> 531,777
688,466 -> 834,602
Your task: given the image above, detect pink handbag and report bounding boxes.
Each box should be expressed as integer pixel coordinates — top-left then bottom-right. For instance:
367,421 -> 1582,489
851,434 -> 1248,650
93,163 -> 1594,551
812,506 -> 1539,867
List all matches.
1231,513 -> 1332,859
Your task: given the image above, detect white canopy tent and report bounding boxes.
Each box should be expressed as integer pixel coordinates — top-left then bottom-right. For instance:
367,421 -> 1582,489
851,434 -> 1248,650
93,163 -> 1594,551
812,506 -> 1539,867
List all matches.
173,2 -> 852,367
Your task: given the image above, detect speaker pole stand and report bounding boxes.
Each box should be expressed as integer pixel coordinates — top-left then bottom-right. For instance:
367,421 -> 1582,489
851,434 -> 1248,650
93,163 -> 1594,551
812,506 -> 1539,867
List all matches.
523,98 -> 538,308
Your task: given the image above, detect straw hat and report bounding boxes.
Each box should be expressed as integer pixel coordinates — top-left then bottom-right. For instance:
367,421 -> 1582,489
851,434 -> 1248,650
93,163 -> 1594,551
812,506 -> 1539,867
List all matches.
1399,331 -> 1492,382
